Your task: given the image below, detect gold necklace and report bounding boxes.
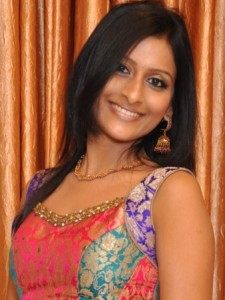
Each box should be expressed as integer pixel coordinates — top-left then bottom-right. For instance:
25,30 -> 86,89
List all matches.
74,155 -> 143,181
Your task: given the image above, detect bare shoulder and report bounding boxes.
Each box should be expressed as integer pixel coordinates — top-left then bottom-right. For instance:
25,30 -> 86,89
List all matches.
154,170 -> 206,213
153,169 -> 213,244
153,170 -> 215,300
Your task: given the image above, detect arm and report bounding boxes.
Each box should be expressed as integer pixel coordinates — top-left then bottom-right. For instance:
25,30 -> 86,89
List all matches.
153,171 -> 214,300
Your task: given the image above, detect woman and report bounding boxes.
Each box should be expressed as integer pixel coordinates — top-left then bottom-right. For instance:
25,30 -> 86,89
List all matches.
7,1 -> 214,299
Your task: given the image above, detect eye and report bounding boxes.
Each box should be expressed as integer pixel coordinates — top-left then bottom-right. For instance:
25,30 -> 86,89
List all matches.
148,77 -> 168,89
116,63 -> 130,74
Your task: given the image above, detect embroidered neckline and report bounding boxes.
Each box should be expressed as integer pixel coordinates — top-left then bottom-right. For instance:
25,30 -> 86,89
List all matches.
33,197 -> 125,227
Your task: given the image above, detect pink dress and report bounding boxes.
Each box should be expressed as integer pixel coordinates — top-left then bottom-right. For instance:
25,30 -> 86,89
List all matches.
10,167 -> 188,299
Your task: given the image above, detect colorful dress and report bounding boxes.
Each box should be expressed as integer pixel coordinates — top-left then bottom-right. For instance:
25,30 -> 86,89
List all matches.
9,167 -> 190,299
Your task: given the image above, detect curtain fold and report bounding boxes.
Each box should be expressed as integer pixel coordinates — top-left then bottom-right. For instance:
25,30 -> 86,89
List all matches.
0,1 -> 224,299
0,1 -> 21,297
44,0 -> 75,167
194,0 -> 215,205
211,0 -> 225,297
74,0 -> 109,59
20,1 -> 40,187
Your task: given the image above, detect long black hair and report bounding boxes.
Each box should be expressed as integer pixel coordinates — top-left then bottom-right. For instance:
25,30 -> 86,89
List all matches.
13,0 -> 197,232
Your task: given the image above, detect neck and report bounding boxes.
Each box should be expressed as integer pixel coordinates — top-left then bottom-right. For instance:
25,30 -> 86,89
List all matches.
82,134 -> 138,174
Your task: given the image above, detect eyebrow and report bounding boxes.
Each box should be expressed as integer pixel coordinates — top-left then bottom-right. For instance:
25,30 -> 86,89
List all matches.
123,56 -> 175,82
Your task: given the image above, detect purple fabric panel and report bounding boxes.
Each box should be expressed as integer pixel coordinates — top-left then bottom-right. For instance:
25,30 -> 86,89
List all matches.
125,167 -> 191,266
25,169 -> 52,203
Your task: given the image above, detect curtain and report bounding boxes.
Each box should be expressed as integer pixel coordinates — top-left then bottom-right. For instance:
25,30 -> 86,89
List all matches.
0,0 -> 224,299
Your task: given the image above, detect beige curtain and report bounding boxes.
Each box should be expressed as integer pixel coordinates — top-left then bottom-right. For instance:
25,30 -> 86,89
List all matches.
0,0 -> 224,299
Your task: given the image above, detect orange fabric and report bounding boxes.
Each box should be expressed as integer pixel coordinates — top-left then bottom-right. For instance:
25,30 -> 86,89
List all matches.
0,1 -> 224,299
74,0 -> 109,60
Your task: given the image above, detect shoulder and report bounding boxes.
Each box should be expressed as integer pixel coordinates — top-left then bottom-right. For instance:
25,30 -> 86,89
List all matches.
144,167 -> 214,244
153,168 -> 203,213
143,166 -> 193,194
155,167 -> 198,198
151,168 -> 215,299
152,168 -> 208,231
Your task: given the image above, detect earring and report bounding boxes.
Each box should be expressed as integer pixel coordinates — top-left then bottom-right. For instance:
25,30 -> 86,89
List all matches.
154,119 -> 171,154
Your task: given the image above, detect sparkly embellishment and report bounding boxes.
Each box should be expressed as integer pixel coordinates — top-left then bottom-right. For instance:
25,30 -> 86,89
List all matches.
33,197 -> 125,227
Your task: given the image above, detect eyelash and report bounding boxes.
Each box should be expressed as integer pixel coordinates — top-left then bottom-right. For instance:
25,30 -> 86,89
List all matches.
116,63 -> 168,89
116,63 -> 129,74
148,78 -> 168,89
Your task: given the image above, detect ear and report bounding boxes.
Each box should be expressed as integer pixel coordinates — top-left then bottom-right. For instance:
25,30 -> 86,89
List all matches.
164,106 -> 173,121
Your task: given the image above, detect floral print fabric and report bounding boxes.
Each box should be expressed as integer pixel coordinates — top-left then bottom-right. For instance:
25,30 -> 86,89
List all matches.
10,167 -> 190,299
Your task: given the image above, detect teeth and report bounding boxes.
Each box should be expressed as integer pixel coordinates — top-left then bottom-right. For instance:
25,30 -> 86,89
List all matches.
111,103 -> 141,118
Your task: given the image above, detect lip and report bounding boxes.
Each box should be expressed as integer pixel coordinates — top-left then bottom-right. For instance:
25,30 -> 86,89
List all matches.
109,102 -> 143,121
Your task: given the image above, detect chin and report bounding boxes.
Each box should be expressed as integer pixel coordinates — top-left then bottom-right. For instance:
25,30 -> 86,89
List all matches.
102,130 -> 141,145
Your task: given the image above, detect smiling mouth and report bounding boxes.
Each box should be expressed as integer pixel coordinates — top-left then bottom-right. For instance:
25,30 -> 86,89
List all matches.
110,103 -> 143,120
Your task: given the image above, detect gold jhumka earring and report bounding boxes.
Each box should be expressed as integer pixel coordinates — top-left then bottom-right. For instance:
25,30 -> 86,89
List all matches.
154,118 -> 172,154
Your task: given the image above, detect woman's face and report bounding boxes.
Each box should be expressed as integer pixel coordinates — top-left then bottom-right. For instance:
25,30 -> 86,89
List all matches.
95,36 -> 176,144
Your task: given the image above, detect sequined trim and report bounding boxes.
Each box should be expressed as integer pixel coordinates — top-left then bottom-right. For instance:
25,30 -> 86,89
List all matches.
33,197 -> 125,227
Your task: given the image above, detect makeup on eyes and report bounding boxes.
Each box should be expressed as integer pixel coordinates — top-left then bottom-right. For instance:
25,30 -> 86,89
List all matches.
116,61 -> 170,90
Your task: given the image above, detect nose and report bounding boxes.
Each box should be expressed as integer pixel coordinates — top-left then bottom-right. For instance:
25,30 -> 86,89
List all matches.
121,76 -> 143,104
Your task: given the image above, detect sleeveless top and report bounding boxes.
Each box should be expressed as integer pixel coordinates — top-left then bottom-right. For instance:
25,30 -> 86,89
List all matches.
9,167 -> 191,299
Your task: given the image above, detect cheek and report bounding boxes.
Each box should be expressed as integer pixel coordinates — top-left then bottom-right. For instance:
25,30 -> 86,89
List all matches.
93,95 -> 107,130
145,100 -> 171,117
100,77 -> 117,93
145,89 -> 173,112
93,98 -> 100,120
101,76 -> 126,98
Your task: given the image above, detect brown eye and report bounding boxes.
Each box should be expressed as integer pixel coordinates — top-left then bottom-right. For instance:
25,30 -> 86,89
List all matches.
116,63 -> 130,74
148,77 -> 168,89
